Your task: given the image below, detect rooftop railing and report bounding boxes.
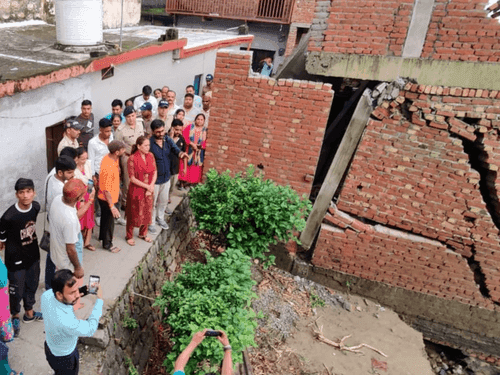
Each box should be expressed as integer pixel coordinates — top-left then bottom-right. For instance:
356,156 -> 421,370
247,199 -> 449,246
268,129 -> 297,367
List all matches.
166,0 -> 295,24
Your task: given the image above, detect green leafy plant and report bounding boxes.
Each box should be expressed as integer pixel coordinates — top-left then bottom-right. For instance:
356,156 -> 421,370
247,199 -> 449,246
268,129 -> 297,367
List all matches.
309,290 -> 325,308
155,248 -> 257,375
125,356 -> 139,375
189,166 -> 312,264
122,315 -> 138,329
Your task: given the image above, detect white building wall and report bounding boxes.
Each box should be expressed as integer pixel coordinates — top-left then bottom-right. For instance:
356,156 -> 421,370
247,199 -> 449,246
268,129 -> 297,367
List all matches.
0,46 -> 228,210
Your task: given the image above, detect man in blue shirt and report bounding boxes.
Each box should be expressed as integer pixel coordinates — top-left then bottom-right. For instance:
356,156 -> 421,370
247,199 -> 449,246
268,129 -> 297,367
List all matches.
104,99 -> 125,123
149,120 -> 187,232
41,269 -> 103,375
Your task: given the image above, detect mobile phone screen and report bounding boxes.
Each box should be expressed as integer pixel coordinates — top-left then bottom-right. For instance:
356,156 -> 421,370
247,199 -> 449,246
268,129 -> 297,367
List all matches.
88,275 -> 100,295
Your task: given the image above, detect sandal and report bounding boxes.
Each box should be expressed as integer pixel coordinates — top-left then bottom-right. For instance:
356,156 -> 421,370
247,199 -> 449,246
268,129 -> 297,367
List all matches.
138,236 -> 153,243
126,238 -> 136,246
84,244 -> 96,251
109,246 -> 121,253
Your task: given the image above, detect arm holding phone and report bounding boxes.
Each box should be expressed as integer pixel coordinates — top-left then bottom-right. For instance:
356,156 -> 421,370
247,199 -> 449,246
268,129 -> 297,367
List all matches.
173,329 -> 233,375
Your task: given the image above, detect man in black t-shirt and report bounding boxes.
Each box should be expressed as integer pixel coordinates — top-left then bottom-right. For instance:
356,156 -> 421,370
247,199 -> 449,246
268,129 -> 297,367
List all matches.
169,119 -> 187,196
0,178 -> 43,337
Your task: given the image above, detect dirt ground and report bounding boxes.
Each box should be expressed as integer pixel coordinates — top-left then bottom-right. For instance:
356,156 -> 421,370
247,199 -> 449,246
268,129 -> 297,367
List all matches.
248,265 -> 433,375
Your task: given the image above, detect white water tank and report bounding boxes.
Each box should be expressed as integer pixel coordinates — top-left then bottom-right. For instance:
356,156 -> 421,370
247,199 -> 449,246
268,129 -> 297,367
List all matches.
55,0 -> 103,46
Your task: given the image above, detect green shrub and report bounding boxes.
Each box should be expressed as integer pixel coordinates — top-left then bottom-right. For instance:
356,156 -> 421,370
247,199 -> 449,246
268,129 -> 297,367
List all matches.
154,248 -> 257,375
189,166 -> 312,263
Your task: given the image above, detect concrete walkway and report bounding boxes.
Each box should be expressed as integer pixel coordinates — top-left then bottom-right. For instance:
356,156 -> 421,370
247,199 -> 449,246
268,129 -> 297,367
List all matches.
8,188 -> 186,375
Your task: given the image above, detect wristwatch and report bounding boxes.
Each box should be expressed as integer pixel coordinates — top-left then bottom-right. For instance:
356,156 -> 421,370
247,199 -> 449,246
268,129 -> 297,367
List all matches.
223,345 -> 232,351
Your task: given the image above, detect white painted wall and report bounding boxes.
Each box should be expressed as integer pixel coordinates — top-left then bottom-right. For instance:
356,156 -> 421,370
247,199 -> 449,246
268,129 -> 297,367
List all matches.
0,45 -> 237,210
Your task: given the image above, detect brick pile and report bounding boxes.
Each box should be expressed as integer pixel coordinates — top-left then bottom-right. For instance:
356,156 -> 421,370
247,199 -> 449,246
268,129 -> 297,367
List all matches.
204,50 -> 334,197
421,0 -> 500,61
313,81 -> 500,305
308,0 -> 500,61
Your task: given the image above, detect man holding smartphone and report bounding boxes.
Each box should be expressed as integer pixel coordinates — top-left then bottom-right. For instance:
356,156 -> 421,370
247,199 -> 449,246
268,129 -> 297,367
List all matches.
41,269 -> 103,375
173,329 -> 233,375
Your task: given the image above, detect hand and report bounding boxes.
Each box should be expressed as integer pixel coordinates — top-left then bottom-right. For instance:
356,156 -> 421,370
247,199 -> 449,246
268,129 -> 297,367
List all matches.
89,187 -> 96,201
96,284 -> 103,300
191,144 -> 198,152
74,266 -> 84,279
111,206 -> 121,219
180,152 -> 188,159
191,329 -> 208,347
0,242 -> 4,251
216,330 -> 230,347
148,184 -> 155,194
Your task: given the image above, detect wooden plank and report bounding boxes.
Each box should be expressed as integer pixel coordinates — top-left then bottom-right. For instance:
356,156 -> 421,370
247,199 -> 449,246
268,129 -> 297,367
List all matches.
299,90 -> 373,249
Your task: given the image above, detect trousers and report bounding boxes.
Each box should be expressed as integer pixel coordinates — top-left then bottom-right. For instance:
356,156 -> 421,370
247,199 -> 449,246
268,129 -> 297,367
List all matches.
8,260 -> 40,316
45,341 -> 79,375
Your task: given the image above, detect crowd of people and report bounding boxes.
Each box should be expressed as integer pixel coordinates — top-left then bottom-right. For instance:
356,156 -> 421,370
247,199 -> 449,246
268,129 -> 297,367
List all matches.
0,77 -> 215,374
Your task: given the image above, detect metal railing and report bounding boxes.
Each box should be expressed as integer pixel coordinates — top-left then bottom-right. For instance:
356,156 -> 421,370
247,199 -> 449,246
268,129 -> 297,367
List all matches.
166,0 -> 295,24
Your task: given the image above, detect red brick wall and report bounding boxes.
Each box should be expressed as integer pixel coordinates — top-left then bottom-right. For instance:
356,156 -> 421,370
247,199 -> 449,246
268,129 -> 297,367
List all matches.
421,0 -> 500,62
309,0 -> 415,56
309,0 -> 500,61
313,82 -> 500,305
285,0 -> 317,56
205,50 -> 334,197
291,0 -> 316,24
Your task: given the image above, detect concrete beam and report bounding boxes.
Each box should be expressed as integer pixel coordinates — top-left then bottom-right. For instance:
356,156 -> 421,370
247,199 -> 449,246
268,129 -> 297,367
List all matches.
402,0 -> 435,58
306,52 -> 500,90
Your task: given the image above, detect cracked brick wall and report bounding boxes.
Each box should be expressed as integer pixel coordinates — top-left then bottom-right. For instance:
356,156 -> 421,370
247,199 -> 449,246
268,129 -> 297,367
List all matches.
204,50 -> 334,197
308,0 -> 500,61
313,83 -> 500,308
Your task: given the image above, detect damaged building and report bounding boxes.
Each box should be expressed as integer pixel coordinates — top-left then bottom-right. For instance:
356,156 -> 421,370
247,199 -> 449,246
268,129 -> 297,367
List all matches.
204,0 -> 500,362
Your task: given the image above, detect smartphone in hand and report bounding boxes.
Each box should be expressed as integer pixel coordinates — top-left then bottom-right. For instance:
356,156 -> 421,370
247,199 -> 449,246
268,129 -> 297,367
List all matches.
205,330 -> 222,337
88,275 -> 100,295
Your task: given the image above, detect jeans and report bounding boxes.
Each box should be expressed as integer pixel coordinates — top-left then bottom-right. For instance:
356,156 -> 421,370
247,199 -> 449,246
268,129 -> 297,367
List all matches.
8,260 -> 40,315
45,341 -> 79,375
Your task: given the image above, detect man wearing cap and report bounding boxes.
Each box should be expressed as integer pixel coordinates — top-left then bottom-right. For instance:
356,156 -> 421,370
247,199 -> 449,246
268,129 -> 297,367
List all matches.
134,85 -> 158,117
156,100 -> 171,134
57,117 -> 83,155
49,179 -> 93,280
76,100 -> 95,149
140,102 -> 154,136
114,107 -> 145,210
202,74 -> 214,98
0,178 -> 43,337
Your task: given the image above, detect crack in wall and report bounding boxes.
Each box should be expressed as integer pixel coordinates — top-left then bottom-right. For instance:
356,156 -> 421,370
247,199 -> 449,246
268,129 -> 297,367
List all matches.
324,209 -> 495,302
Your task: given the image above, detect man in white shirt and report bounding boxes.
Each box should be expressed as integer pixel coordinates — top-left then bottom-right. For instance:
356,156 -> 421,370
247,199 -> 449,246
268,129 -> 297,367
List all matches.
88,119 -> 113,176
182,93 -> 200,124
44,155 -> 76,290
134,85 -> 158,117
186,85 -> 202,110
49,179 -> 89,280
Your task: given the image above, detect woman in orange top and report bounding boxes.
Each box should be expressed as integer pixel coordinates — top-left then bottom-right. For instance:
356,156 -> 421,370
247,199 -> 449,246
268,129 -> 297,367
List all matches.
125,136 -> 157,245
